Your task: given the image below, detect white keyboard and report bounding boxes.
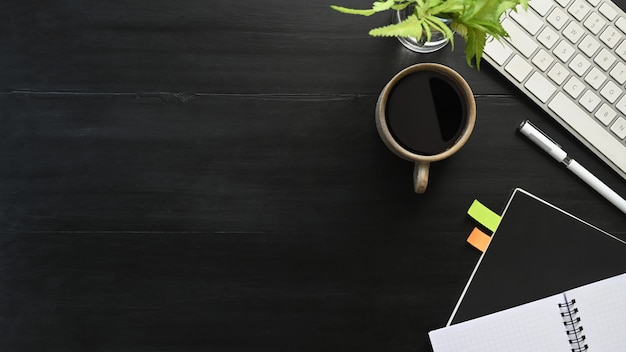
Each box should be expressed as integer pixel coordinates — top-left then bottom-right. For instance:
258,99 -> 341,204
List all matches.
484,0 -> 626,180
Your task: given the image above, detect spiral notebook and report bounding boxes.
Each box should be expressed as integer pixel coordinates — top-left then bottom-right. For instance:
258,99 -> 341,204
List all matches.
448,188 -> 626,325
429,273 -> 626,352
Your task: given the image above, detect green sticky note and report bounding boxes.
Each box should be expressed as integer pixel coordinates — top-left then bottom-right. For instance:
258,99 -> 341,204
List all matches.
467,199 -> 501,232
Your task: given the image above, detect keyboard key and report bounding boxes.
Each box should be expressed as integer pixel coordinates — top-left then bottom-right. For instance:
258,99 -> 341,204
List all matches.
599,26 -> 620,48
529,0 -> 554,16
554,40 -> 576,62
578,35 -> 601,56
525,72 -> 557,103
484,39 -> 513,65
563,21 -> 585,43
569,54 -> 591,76
600,80 -> 622,103
548,8 -> 569,30
505,54 -> 533,82
583,12 -> 607,35
616,95 -> 626,115
595,104 -> 617,125
503,18 -> 539,57
611,117 -> 626,139
555,0 -> 572,7
538,26 -> 560,49
568,0 -> 591,21
510,7 -> 545,35
616,41 -> 626,61
548,92 -> 626,173
617,17 -> 626,33
532,49 -> 555,71
610,62 -> 626,84
564,76 -> 585,98
599,3 -> 617,21
579,90 -> 601,111
594,48 -> 617,71
548,62 -> 570,84
585,67 -> 607,89
585,0 -> 600,6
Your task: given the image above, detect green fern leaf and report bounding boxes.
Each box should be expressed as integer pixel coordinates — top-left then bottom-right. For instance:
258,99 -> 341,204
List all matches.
373,0 -> 397,12
427,16 -> 455,45
330,5 -> 377,16
369,16 -> 425,39
463,27 -> 487,68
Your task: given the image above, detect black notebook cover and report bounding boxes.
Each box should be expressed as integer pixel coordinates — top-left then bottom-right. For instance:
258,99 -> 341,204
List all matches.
448,188 -> 626,325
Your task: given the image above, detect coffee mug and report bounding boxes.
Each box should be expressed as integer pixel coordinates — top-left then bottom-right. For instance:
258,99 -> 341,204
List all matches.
375,63 -> 476,193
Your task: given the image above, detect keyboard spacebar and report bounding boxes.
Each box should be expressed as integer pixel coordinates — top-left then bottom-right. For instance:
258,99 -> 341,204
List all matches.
548,92 -> 626,174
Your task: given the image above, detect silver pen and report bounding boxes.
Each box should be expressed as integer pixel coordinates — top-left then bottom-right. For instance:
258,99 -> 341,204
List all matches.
519,120 -> 626,214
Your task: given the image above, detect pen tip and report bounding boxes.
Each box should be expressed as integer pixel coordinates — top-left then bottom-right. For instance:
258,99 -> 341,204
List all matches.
518,120 -> 528,130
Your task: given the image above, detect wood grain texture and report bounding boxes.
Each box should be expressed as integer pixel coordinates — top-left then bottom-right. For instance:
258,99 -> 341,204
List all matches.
1,0 -> 625,351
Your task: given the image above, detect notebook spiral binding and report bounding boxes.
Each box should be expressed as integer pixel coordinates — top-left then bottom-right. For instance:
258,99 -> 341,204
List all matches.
559,299 -> 589,352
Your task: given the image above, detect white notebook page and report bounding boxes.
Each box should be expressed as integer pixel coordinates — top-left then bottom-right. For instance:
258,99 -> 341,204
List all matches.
567,274 -> 626,351
430,274 -> 626,352
429,293 -> 571,352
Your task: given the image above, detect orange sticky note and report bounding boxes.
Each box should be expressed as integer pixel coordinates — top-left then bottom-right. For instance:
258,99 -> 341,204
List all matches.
467,227 -> 491,252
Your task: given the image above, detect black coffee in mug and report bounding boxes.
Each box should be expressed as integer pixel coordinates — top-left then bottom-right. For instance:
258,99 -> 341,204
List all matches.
375,63 -> 475,193
385,71 -> 467,156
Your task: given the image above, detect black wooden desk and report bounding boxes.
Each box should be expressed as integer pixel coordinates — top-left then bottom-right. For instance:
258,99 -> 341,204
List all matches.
1,1 -> 625,351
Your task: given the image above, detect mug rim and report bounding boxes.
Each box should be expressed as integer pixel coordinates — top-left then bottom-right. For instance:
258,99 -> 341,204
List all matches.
375,63 -> 476,162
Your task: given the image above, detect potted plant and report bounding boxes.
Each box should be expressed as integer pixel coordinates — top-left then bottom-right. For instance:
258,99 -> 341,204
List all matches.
331,0 -> 528,67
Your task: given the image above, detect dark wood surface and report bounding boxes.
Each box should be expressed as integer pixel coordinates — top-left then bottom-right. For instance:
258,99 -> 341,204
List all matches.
1,1 -> 625,351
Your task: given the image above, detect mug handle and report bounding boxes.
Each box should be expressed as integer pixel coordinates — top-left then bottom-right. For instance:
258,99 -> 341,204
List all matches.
413,162 -> 430,194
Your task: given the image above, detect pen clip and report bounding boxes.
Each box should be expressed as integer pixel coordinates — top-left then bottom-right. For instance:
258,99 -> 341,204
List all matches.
519,120 -> 562,149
